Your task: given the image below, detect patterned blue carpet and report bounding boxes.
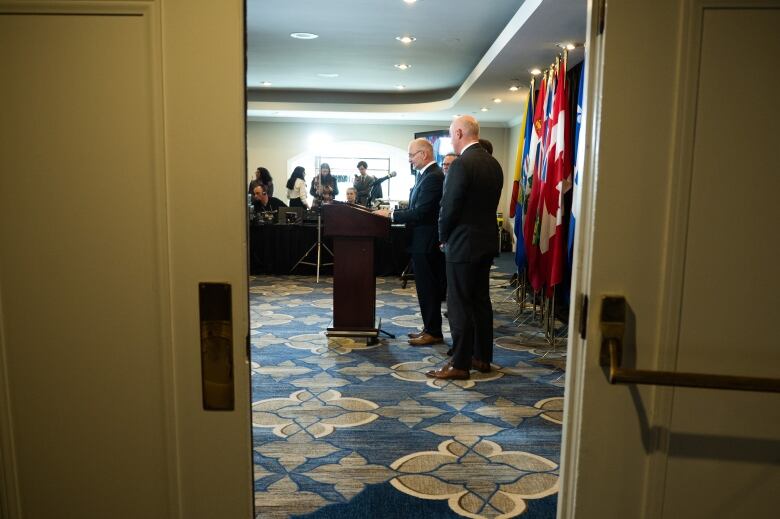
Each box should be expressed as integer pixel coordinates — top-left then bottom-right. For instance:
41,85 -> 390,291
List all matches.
250,253 -> 565,518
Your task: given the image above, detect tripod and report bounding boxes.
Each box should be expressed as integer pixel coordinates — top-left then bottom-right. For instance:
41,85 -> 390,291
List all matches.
290,211 -> 333,283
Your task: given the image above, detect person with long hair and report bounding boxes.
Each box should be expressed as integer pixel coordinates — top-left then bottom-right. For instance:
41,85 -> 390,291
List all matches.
286,166 -> 308,208
310,162 -> 338,206
249,166 -> 274,196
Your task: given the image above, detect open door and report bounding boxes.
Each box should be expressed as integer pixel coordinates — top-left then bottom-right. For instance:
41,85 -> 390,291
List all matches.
0,1 -> 252,517
560,0 -> 780,517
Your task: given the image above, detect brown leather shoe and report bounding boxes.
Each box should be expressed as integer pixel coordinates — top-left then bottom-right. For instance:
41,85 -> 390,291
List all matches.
471,358 -> 492,373
407,330 -> 424,339
408,332 -> 444,346
425,364 -> 470,380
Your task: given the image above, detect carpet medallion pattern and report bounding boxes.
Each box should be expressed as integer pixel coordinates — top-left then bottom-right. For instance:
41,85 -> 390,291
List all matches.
251,258 -> 565,518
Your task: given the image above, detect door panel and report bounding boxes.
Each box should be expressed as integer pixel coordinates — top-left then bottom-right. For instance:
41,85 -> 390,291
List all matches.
0,2 -> 251,518
663,7 -> 780,518
562,1 -> 780,518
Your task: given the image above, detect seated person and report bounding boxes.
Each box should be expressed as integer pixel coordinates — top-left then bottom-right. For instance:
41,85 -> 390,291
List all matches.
346,187 -> 358,204
249,166 -> 274,196
252,185 -> 287,221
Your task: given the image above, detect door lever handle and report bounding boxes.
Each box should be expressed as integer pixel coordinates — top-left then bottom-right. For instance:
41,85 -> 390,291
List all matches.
599,296 -> 780,393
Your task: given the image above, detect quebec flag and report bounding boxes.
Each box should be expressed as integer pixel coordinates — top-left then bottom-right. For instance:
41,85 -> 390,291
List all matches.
568,62 -> 585,271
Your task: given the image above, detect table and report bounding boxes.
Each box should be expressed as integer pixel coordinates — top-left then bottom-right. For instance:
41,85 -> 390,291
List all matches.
249,223 -> 409,276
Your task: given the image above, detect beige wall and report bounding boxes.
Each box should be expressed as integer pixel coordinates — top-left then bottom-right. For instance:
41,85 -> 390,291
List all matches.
247,119 -> 516,223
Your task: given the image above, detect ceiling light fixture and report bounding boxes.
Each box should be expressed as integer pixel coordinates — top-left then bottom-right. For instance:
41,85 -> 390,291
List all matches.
290,32 -> 318,40
260,81 -> 272,87
493,98 -> 502,104
403,0 -> 417,4
509,85 -> 519,92
317,73 -> 339,78
530,68 -> 542,76
395,36 -> 416,44
480,107 -> 489,112
394,63 -> 411,70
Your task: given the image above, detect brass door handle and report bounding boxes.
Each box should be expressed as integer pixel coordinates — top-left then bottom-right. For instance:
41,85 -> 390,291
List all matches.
599,296 -> 780,393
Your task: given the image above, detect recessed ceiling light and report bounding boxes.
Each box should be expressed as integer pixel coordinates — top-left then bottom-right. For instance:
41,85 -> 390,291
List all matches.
290,32 -> 318,40
394,63 -> 411,70
260,81 -> 272,87
566,43 -> 576,50
493,98 -> 502,103
480,107 -> 489,112
317,73 -> 339,78
403,0 -> 417,4
395,85 -> 406,90
530,68 -> 542,76
396,35 -> 417,44
509,85 -> 519,92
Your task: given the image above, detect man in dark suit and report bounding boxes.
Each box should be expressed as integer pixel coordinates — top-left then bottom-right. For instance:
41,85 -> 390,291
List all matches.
376,138 -> 446,346
427,116 -> 503,380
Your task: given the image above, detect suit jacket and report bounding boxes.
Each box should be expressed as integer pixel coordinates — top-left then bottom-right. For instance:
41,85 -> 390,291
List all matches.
438,144 -> 503,262
393,164 -> 444,254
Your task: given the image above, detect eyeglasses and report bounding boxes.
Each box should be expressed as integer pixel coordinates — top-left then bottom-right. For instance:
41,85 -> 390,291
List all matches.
408,150 -> 423,158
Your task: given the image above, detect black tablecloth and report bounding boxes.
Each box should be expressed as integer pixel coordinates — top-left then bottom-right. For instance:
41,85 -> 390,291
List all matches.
249,223 -> 409,276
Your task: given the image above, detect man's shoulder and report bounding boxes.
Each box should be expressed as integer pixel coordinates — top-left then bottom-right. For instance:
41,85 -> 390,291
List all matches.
426,164 -> 444,178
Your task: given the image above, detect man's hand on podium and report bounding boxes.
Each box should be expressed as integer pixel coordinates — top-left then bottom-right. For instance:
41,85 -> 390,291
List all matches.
374,209 -> 390,218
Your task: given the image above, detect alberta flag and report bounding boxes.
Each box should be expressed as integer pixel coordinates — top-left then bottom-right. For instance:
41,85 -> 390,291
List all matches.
513,89 -> 534,269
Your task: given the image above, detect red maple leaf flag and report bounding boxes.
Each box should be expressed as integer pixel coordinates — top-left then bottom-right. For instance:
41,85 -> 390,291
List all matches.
539,64 -> 571,294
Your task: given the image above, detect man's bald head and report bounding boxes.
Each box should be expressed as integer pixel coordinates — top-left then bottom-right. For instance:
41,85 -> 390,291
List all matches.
408,138 -> 434,170
449,115 -> 481,154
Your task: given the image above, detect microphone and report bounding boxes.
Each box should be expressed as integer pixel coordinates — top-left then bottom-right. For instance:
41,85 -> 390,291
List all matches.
371,170 -> 397,185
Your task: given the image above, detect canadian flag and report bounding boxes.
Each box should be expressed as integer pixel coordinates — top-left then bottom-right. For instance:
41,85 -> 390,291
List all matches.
538,64 -> 571,294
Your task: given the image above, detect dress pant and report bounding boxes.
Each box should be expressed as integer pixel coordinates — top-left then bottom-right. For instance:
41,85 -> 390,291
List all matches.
412,250 -> 445,337
446,255 -> 493,370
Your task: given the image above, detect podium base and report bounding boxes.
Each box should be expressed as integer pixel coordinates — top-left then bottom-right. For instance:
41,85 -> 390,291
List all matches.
326,318 -> 395,344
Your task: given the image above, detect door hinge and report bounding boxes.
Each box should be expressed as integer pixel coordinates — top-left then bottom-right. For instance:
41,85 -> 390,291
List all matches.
578,294 -> 589,339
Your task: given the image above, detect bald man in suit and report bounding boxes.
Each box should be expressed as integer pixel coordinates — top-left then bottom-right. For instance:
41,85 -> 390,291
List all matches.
376,138 -> 446,346
428,116 -> 503,380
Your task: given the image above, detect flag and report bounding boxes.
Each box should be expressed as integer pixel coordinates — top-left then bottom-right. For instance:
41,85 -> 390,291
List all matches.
513,87 -> 534,269
538,60 -> 571,294
523,72 -> 551,292
568,61 -> 585,271
508,100 -> 527,219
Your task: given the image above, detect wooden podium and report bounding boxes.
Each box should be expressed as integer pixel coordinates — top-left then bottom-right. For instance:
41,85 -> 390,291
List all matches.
322,203 -> 389,340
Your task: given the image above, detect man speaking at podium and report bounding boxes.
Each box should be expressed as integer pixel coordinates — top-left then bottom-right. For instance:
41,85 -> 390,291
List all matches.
376,138 -> 445,346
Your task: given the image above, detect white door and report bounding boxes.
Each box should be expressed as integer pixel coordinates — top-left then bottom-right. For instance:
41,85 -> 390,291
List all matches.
0,1 -> 252,518
561,0 -> 780,517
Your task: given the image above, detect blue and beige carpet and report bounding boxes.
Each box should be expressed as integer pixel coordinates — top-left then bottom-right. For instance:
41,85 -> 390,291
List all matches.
250,254 -> 565,518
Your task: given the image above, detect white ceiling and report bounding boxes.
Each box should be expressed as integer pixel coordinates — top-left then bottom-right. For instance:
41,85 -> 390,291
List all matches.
246,0 -> 586,127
